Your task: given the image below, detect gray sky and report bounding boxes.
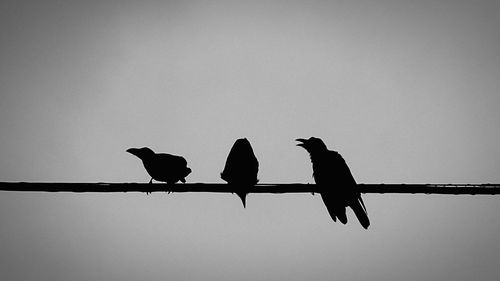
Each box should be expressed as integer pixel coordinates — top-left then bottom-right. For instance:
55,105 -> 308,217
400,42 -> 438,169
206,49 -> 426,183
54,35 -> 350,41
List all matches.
1,0 -> 499,280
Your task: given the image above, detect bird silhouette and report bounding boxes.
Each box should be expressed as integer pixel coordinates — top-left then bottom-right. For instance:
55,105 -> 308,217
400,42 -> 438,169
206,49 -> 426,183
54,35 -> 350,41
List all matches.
127,147 -> 191,186
221,138 -> 259,208
296,137 -> 370,229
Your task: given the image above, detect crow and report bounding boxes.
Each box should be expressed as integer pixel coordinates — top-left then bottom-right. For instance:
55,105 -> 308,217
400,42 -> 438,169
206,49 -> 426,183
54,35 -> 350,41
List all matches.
127,147 -> 191,186
221,138 -> 259,208
296,137 -> 370,229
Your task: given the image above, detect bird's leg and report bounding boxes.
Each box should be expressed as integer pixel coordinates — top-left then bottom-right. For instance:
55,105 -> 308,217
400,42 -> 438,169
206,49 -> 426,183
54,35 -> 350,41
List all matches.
166,182 -> 175,194
145,178 -> 153,195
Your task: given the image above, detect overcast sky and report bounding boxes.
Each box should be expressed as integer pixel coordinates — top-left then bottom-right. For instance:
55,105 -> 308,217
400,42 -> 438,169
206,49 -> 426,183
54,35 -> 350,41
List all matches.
1,0 -> 499,280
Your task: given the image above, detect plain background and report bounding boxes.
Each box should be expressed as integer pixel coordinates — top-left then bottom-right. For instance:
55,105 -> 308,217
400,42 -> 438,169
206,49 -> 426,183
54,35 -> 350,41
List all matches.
1,1 -> 499,280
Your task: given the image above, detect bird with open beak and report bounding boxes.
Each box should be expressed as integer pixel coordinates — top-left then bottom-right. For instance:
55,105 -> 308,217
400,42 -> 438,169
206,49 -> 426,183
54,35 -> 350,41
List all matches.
296,137 -> 370,229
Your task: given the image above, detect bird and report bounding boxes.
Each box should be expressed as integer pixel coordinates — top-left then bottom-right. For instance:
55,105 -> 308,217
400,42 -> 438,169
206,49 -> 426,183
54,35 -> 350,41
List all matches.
296,137 -> 370,229
221,138 -> 259,208
127,147 -> 191,187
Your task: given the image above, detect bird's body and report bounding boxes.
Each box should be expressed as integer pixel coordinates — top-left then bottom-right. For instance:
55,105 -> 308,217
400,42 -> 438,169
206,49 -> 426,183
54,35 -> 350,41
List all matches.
297,137 -> 370,229
127,147 -> 191,185
221,138 -> 259,207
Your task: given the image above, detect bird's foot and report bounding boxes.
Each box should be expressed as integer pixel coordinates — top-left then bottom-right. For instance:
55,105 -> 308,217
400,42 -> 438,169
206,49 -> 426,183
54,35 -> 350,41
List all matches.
165,182 -> 173,194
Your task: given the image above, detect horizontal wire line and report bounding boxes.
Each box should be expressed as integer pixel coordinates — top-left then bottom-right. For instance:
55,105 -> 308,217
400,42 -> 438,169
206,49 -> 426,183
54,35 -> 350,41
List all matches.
1,182 -> 499,195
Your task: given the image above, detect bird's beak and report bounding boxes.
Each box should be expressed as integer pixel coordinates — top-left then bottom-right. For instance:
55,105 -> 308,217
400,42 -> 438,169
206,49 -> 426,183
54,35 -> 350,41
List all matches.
126,148 -> 140,157
296,138 -> 307,147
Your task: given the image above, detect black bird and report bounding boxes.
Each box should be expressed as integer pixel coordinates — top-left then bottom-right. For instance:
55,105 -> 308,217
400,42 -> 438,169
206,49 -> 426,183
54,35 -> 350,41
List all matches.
296,137 -> 370,229
127,147 -> 191,185
221,138 -> 259,208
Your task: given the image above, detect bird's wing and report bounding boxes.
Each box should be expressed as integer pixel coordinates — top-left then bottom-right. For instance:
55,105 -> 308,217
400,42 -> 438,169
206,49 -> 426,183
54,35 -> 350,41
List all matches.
329,151 -> 370,228
328,150 -> 357,185
156,153 -> 187,166
350,195 -> 370,229
321,193 -> 348,223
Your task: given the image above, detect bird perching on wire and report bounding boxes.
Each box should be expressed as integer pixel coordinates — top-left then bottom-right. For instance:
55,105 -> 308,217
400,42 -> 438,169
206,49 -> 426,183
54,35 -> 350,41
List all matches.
296,137 -> 370,229
127,147 -> 191,186
221,138 -> 259,208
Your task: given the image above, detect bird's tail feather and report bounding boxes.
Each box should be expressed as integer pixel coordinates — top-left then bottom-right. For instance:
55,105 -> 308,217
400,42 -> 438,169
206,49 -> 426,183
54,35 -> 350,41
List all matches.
358,195 -> 368,215
236,192 -> 247,208
326,206 -> 337,222
351,196 -> 370,229
337,211 -> 347,224
321,194 -> 346,224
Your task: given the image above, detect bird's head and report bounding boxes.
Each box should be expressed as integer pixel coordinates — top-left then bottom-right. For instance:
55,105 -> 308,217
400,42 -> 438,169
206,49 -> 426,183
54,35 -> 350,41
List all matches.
296,137 -> 328,154
126,147 -> 155,160
231,138 -> 255,157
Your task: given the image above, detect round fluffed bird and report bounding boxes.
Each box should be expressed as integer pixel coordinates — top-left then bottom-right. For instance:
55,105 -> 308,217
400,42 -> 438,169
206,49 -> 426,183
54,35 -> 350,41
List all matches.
127,147 -> 191,185
296,137 -> 370,229
221,138 -> 259,208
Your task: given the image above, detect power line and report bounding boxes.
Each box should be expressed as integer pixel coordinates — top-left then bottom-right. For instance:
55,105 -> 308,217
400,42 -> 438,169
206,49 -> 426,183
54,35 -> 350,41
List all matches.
0,182 -> 499,195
